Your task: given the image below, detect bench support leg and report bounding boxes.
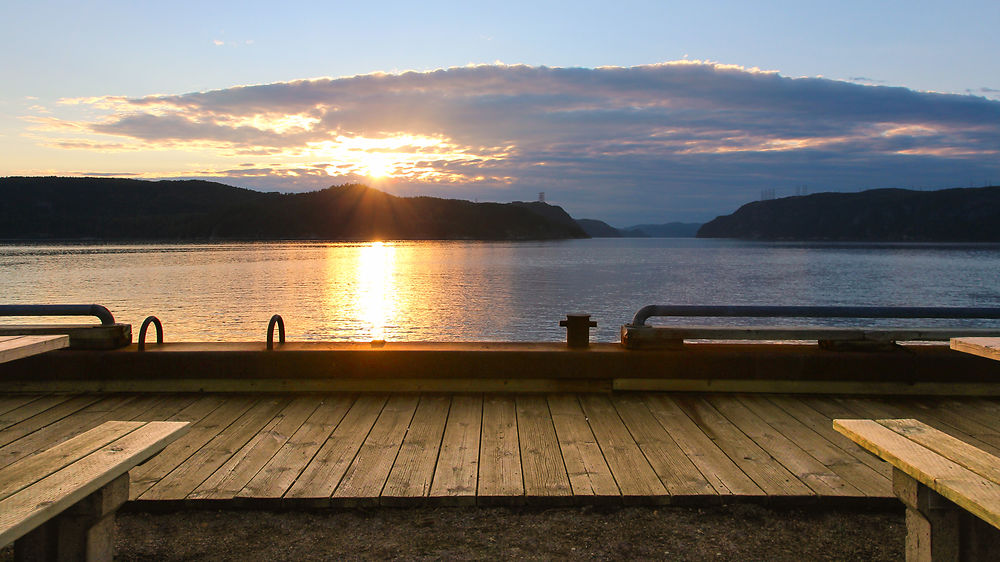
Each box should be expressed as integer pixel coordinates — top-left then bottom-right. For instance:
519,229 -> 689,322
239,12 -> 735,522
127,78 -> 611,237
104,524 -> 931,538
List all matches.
893,467 -> 1000,561
894,467 -> 960,561
14,472 -> 129,562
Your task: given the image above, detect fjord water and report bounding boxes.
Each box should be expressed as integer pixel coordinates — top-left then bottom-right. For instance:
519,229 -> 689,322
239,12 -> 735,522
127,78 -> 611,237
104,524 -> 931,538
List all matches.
2,238 -> 999,343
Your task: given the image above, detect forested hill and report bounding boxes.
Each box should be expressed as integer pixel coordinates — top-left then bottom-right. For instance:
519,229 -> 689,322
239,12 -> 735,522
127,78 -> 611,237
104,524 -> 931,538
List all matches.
697,186 -> 1000,241
0,177 -> 588,241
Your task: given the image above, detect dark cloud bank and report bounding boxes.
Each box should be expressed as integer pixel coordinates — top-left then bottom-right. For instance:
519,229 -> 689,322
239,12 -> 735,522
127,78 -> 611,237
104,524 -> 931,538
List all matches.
84,63 -> 1000,224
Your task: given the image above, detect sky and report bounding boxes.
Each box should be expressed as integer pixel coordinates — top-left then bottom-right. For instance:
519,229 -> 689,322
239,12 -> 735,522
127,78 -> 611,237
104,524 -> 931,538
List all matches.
2,0 -> 999,225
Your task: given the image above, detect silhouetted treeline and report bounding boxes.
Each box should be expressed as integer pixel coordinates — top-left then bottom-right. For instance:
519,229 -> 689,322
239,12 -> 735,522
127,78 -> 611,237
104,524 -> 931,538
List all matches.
0,177 -> 588,241
697,186 -> 1000,241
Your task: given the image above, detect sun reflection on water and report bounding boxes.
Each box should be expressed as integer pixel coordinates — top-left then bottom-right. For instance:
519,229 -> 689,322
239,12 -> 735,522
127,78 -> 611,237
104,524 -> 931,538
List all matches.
357,241 -> 396,341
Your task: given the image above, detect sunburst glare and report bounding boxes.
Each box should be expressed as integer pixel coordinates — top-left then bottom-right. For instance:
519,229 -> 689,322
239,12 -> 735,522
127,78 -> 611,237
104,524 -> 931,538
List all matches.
357,241 -> 396,341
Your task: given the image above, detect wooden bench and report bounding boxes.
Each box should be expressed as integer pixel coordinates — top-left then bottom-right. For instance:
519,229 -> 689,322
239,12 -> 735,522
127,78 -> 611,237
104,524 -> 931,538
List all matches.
0,335 -> 69,364
951,337 -> 1000,361
834,418 -> 1000,561
0,420 -> 189,560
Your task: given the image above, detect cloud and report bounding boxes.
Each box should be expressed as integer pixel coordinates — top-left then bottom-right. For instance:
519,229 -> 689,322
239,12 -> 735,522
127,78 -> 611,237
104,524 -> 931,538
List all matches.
27,61 -> 1000,223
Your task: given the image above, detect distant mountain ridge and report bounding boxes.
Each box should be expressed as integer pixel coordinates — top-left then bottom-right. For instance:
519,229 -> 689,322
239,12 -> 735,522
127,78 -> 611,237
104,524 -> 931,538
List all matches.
0,177 -> 587,241
576,219 -> 702,238
697,186 -> 1000,241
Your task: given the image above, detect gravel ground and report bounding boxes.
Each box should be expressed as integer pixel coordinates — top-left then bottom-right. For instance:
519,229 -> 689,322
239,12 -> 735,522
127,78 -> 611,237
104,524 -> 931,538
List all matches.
47,504 -> 911,560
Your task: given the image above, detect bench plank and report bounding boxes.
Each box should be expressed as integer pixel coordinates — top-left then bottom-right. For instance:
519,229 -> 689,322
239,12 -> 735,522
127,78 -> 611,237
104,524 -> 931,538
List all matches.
0,335 -> 69,364
878,419 -> 1000,487
0,420 -> 144,500
951,337 -> 1000,361
0,420 -> 188,545
834,418 -> 1000,530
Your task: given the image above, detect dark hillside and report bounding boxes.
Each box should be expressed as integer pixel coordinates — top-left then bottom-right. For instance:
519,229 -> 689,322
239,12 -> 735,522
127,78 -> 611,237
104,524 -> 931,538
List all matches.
697,186 -> 1000,241
0,177 -> 587,241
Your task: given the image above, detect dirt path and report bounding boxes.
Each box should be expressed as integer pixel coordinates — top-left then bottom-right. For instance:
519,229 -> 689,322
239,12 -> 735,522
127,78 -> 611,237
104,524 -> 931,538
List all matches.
100,504 -> 903,560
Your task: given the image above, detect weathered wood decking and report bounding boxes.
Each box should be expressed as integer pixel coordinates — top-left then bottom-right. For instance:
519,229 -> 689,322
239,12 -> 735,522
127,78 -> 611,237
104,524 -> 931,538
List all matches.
2,392 -> 999,508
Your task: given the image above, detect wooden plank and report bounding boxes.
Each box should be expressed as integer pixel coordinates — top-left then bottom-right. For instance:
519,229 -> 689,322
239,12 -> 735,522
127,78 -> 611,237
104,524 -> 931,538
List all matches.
739,395 -> 890,497
766,395 -> 892,479
673,395 -> 812,496
0,334 -> 68,364
839,397 -> 1000,458
547,394 -> 620,499
948,398 -> 1000,435
0,395 -> 140,470
476,395 -> 520,501
139,397 -> 291,500
331,395 -> 419,505
834,418 -> 1000,530
0,394 -> 49,418
129,396 -> 257,499
903,399 -> 1000,455
285,394 -> 387,500
129,394 -> 202,423
0,421 -> 188,546
931,397 -> 1000,430
878,419 -> 1000,486
188,396 -> 321,500
952,337 -> 1000,361
382,395 -> 451,502
610,394 -> 716,498
430,395 -> 484,503
707,394 -> 862,497
0,420 -> 144,500
578,394 -> 666,499
515,395 -> 571,499
642,394 -> 764,497
237,395 -> 355,500
0,394 -> 103,447
0,395 -> 81,434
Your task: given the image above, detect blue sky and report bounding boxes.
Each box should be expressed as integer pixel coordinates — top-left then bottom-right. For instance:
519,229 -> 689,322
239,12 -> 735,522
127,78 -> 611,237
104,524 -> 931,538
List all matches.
2,0 -> 999,225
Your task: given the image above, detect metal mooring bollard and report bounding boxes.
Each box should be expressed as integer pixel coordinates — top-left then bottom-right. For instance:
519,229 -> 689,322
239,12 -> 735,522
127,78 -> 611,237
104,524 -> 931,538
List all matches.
560,314 -> 597,348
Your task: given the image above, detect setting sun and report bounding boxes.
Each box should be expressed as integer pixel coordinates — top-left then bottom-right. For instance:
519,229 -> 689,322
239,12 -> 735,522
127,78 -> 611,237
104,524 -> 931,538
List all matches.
360,154 -> 394,179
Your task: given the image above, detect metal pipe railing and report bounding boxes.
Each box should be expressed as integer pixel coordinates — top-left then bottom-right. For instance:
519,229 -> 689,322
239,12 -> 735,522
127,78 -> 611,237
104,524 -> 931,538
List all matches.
0,304 -> 116,325
630,305 -> 1000,326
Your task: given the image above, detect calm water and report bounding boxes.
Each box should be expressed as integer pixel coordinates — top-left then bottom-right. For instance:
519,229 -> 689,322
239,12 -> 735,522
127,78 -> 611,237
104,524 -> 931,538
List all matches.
2,238 -> 999,342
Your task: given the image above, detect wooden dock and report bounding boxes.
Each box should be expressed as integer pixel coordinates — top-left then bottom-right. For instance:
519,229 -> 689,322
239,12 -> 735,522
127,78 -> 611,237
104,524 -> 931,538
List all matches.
3,391 -> 999,508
